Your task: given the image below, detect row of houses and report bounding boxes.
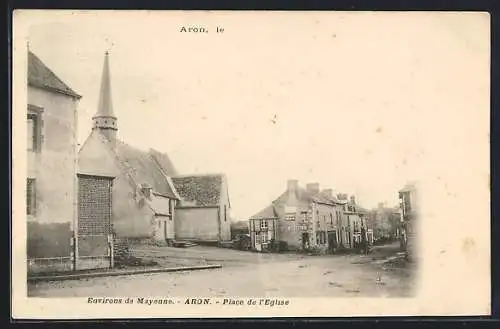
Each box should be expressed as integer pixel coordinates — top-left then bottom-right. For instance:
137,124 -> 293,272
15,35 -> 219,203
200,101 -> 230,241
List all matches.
248,180 -> 374,253
26,50 -> 232,274
246,181 -> 419,255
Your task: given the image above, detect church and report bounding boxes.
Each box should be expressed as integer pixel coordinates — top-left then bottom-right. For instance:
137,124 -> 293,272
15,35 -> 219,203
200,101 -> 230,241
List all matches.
77,52 -> 232,268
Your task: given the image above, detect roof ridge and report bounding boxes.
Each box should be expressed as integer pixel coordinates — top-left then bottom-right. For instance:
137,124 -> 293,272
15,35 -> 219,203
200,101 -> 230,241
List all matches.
173,172 -> 225,178
148,153 -> 181,200
28,50 -> 81,99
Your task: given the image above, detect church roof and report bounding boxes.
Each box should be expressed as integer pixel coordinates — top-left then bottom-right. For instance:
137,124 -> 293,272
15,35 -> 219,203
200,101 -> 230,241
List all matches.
111,139 -> 180,199
28,50 -> 81,99
250,204 -> 278,220
172,174 -> 225,207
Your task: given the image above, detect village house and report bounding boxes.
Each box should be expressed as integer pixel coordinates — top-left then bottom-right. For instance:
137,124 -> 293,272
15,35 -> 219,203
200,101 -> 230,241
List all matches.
399,182 -> 418,261
26,50 -> 82,274
248,205 -> 279,251
78,52 -> 181,269
368,203 -> 402,242
172,174 -> 232,245
337,194 -> 373,249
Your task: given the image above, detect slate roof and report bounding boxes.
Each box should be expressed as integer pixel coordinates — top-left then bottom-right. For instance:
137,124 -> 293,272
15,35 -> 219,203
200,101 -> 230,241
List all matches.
111,139 -> 179,199
273,187 -> 339,206
28,51 -> 81,99
250,204 -> 278,220
172,175 -> 224,207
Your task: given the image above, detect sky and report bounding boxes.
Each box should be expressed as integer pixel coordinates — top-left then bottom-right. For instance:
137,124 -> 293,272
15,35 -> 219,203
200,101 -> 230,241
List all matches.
23,11 -> 490,221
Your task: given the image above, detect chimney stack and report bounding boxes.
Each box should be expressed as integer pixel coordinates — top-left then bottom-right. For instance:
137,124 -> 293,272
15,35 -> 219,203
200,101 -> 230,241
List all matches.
350,195 -> 356,204
306,183 -> 320,194
337,193 -> 348,200
322,188 -> 333,198
287,179 -> 299,191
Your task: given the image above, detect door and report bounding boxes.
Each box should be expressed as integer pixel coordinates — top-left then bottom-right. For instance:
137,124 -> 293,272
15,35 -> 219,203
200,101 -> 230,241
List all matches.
164,219 -> 167,242
302,232 -> 310,250
328,231 -> 337,253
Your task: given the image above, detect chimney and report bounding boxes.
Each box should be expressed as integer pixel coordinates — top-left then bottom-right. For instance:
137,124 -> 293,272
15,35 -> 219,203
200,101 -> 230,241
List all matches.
337,193 -> 348,200
350,195 -> 356,204
287,179 -> 299,191
322,189 -> 333,198
306,183 -> 320,194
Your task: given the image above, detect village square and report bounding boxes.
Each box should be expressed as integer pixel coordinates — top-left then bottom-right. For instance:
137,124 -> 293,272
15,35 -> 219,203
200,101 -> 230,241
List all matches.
25,47 -> 418,298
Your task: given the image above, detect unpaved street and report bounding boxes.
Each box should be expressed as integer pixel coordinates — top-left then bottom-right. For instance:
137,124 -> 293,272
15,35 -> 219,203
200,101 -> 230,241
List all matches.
28,242 -> 416,297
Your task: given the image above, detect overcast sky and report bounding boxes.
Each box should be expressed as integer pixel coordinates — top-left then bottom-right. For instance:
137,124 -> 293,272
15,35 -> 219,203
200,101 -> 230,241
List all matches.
24,11 -> 489,220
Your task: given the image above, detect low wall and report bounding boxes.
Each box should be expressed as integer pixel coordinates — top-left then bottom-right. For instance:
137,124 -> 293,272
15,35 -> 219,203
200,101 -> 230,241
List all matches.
77,256 -> 111,270
27,222 -> 73,274
28,257 -> 73,274
27,222 -> 72,258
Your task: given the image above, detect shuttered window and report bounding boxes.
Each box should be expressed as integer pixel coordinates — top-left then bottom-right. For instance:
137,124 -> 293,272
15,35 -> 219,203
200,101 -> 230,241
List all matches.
27,178 -> 36,215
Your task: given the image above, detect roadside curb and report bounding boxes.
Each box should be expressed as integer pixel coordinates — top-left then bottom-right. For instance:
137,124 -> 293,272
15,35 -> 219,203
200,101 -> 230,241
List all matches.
28,264 -> 222,282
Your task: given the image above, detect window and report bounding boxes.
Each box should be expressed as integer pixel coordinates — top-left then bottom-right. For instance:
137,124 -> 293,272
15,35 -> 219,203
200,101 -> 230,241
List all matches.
285,214 -> 295,221
316,231 -> 326,245
224,205 -> 227,222
330,213 -> 333,225
261,220 -> 268,229
27,178 -> 36,215
27,113 -> 39,151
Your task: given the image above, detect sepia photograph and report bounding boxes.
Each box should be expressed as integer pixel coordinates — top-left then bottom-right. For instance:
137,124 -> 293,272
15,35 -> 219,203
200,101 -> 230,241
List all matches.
12,10 -> 490,318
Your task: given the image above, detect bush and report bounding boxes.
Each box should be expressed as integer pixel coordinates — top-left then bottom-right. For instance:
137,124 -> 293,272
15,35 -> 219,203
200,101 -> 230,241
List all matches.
269,240 -> 288,253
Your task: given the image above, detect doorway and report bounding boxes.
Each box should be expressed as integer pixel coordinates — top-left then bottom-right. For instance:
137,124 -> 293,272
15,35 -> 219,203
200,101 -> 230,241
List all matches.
328,231 -> 337,253
302,232 -> 310,250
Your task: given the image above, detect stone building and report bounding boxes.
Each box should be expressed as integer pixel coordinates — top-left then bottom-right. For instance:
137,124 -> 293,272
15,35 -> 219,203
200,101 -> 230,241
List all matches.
399,182 -> 418,261
26,50 -> 81,274
369,203 -> 401,241
248,205 -> 279,251
172,174 -> 232,244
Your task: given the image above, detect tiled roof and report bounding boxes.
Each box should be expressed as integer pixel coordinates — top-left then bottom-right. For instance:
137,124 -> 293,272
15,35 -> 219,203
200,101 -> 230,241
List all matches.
28,51 -> 81,99
250,204 -> 278,220
111,139 -> 179,199
172,175 -> 223,207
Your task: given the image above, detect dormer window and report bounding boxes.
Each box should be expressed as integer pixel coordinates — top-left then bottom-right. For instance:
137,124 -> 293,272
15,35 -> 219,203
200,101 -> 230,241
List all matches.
140,183 -> 153,198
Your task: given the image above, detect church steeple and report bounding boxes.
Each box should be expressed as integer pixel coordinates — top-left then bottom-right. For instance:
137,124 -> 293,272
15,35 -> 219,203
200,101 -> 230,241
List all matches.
92,51 -> 118,141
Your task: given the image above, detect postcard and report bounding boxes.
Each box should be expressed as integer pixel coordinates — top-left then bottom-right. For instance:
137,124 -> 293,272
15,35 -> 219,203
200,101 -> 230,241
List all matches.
11,10 -> 490,318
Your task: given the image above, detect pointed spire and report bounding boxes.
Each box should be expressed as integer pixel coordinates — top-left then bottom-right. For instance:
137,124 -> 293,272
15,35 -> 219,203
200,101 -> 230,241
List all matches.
93,51 -> 118,141
96,51 -> 114,117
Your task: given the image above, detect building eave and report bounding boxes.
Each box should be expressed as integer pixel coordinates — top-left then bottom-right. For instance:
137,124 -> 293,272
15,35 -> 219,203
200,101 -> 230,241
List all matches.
28,81 -> 82,99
